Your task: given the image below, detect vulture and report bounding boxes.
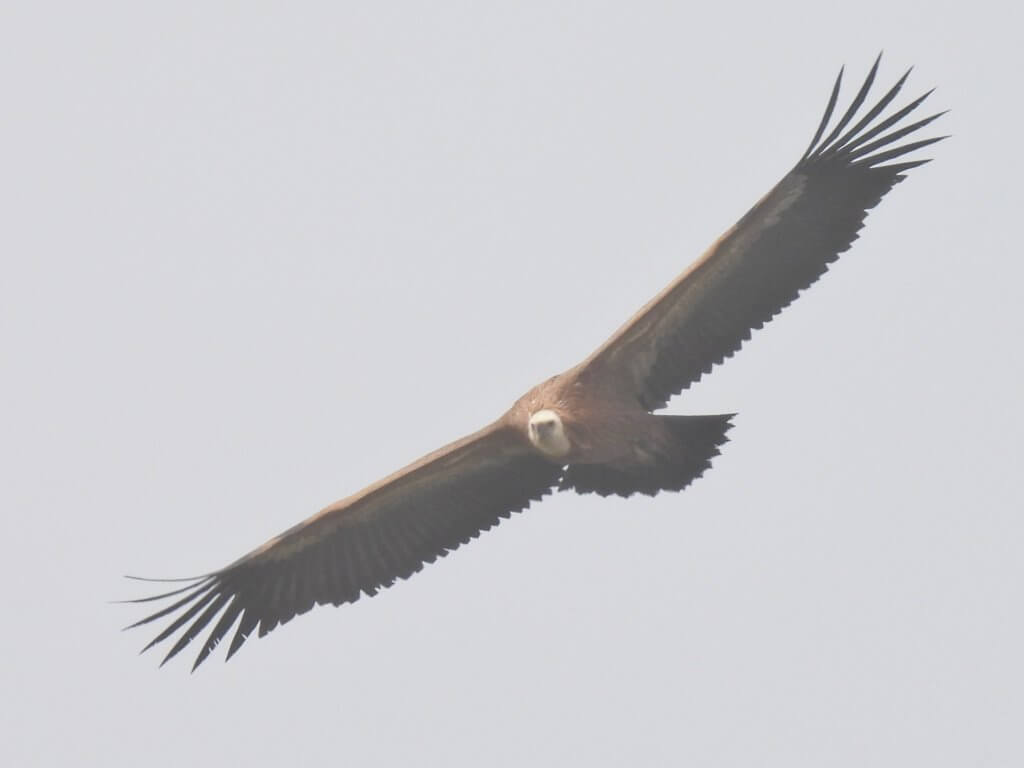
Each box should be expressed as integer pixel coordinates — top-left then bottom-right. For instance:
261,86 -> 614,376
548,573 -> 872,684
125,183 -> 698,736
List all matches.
126,56 -> 945,670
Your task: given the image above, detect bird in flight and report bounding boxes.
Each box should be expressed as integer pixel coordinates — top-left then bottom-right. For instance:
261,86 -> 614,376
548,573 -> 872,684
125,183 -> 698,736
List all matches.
126,56 -> 945,670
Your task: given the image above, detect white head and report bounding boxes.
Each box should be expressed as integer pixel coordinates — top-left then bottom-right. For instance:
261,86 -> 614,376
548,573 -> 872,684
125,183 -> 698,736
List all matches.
527,409 -> 571,457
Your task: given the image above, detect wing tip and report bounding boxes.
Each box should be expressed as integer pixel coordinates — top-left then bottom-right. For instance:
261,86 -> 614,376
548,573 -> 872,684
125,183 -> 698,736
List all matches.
800,56 -> 945,172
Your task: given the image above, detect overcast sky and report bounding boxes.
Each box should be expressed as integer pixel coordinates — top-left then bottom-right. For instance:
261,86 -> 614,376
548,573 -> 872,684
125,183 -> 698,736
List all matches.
3,2 -> 1022,766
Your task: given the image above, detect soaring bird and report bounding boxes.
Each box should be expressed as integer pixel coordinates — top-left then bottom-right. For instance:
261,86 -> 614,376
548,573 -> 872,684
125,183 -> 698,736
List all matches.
126,56 -> 945,670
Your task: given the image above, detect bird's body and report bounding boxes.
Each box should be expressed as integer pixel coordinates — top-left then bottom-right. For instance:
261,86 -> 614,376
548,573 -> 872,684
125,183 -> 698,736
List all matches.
127,56 -> 945,670
522,370 -> 647,463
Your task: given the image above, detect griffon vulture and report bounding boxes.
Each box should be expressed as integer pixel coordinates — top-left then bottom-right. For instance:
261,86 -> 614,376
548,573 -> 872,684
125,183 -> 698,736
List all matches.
126,56 -> 945,670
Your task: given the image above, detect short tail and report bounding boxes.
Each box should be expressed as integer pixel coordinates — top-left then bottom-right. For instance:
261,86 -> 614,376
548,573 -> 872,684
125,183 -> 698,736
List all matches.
561,413 -> 735,498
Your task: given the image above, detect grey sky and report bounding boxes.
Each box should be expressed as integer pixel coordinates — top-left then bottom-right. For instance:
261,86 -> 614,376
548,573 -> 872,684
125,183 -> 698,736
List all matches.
3,2 -> 1022,766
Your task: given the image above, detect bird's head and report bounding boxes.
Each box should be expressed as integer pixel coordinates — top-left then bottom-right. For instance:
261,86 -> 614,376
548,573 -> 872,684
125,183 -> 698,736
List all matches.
527,409 -> 571,457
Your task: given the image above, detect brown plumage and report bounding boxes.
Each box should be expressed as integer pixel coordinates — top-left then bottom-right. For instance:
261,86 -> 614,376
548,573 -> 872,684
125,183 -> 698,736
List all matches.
125,55 -> 945,670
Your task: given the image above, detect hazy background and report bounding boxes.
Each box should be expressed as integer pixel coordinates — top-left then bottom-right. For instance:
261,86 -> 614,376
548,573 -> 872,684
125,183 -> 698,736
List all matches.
3,2 -> 1021,765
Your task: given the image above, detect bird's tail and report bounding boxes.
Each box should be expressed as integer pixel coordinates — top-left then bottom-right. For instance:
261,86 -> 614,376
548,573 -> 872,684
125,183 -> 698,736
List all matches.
561,413 -> 734,497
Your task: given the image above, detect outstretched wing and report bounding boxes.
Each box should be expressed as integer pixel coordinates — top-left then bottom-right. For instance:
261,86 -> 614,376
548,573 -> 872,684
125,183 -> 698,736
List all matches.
579,55 -> 946,410
125,422 -> 562,670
